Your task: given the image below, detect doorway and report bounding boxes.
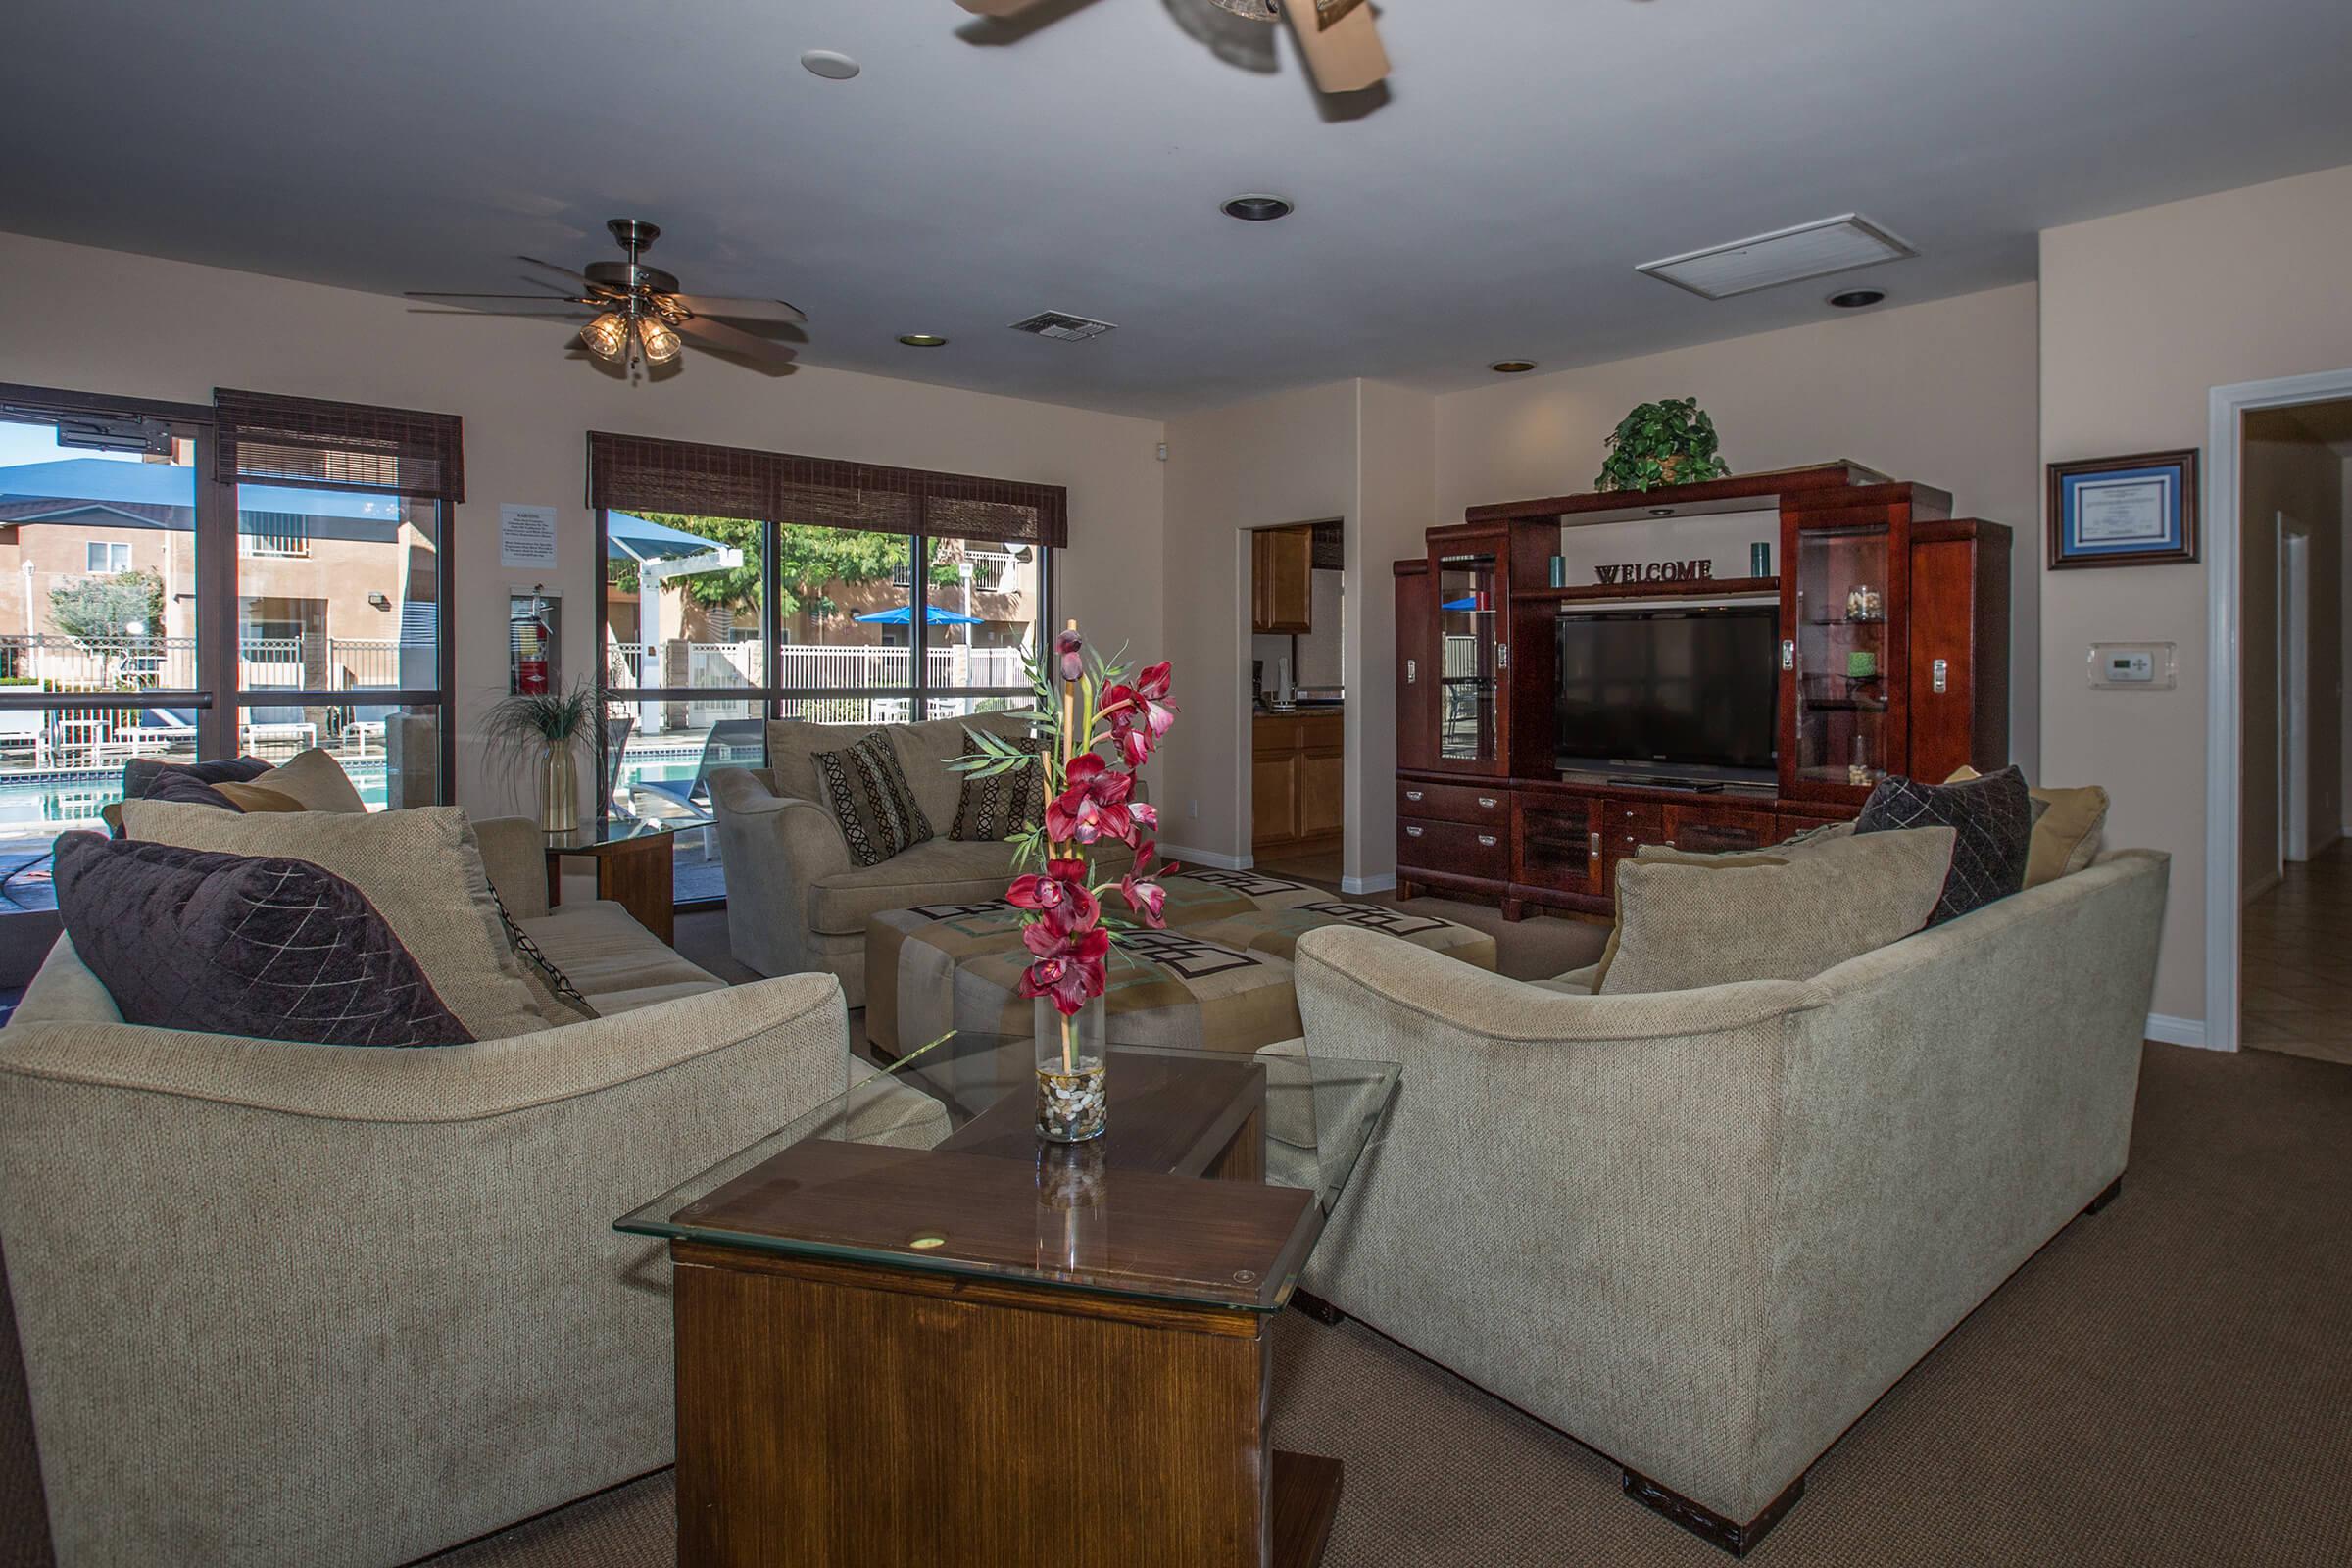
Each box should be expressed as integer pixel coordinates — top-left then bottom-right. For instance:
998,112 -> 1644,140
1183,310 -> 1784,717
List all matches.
2230,398 -> 2352,1064
1245,520 -> 1346,884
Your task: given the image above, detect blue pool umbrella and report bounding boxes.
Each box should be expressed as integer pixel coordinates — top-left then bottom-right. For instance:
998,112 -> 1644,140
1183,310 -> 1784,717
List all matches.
607,511 -> 734,563
854,604 -> 985,626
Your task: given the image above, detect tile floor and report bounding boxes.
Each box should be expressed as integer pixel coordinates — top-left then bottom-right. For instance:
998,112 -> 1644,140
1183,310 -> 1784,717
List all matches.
2240,840 -> 2352,1065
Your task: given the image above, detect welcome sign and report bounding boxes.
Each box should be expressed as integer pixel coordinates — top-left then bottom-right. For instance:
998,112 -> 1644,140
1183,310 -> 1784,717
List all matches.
1595,559 -> 1717,585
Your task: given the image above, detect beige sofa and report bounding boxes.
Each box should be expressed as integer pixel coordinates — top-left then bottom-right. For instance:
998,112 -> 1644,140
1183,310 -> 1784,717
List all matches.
1290,850 -> 2170,1553
0,817 -> 852,1568
712,712 -> 1053,1006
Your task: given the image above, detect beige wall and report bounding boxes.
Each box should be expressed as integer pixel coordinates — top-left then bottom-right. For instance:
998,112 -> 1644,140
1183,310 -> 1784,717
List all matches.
1434,282 -> 2045,775
1157,380 -> 1357,868
0,228 -> 1165,815
2039,161 -> 2352,1029
2238,414 -> 2346,895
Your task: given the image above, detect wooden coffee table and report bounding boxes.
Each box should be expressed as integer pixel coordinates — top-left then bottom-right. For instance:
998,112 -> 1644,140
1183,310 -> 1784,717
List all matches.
543,817 -> 678,944
617,1037 -> 1399,1568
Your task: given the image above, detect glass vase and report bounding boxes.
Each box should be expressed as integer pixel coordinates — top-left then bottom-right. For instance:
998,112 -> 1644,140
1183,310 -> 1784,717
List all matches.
1034,995 -> 1107,1144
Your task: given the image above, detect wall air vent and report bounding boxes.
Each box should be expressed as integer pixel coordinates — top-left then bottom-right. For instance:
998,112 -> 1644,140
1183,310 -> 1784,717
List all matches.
1008,311 -> 1117,342
1636,215 -> 1916,301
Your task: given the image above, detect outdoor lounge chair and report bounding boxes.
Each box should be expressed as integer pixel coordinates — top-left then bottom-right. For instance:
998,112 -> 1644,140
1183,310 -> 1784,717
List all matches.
627,717 -> 762,858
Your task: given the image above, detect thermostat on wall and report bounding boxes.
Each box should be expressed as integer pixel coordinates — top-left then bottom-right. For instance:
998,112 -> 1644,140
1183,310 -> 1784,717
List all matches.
2086,642 -> 2176,690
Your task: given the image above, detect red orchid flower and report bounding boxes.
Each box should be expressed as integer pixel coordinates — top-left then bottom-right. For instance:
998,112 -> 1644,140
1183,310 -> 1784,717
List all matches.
1118,841 -> 1180,929
1004,856 -> 1095,915
1018,924 -> 1112,1015
1102,662 -> 1178,766
1125,801 -> 1158,840
1046,753 -> 1135,845
1056,628 -> 1087,684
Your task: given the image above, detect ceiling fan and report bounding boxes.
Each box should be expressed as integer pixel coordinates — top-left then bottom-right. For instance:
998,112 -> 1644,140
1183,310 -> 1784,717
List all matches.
407,219 -> 805,373
956,0 -> 1390,95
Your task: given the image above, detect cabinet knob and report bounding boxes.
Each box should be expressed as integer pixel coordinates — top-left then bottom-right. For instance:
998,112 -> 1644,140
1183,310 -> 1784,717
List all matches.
1404,826 -> 1423,838
1405,658 -> 1417,685
1477,835 -> 1497,848
1477,797 -> 1497,809
1405,789 -> 1423,802
1589,831 -> 1601,859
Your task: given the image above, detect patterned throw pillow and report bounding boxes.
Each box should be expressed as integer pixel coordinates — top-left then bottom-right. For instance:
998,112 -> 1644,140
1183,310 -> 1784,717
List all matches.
53,833 -> 472,1048
811,731 -> 934,866
1855,765 -> 2035,926
121,754 -> 272,802
949,732 -> 1046,842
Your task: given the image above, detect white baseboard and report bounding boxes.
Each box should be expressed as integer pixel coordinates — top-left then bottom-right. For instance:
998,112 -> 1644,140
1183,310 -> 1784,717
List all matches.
2145,1013 -> 2221,1050
1342,872 -> 1396,895
1160,843 -> 1252,871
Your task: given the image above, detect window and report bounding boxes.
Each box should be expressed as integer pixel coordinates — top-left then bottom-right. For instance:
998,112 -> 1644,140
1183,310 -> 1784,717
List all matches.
237,510 -> 311,558
85,541 -> 132,574
588,432 -> 1065,906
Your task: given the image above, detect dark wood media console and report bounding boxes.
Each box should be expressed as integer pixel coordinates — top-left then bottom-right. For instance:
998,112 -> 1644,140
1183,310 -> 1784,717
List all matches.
1396,463 -> 2011,919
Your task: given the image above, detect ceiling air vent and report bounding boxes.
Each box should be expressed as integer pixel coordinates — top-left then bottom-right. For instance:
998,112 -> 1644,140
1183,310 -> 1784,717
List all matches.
1008,310 -> 1117,343
1636,214 -> 1916,301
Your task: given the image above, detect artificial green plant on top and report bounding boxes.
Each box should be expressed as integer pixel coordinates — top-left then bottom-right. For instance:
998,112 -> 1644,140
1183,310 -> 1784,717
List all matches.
1593,397 -> 1733,492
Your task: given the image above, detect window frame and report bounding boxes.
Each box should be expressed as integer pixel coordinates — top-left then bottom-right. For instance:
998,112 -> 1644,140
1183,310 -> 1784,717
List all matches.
594,507 -> 1054,907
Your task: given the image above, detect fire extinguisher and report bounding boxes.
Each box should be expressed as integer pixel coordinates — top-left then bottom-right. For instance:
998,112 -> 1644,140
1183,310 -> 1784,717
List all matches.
517,591 -> 552,694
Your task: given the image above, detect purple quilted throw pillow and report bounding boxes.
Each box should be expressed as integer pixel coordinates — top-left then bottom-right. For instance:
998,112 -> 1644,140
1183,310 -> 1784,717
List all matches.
54,833 -> 472,1048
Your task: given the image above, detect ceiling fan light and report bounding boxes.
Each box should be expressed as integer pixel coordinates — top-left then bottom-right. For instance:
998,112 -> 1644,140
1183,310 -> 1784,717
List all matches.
638,317 -> 683,365
581,313 -> 629,362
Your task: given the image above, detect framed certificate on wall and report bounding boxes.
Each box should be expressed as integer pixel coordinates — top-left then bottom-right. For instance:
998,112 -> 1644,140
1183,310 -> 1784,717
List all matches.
2047,449 -> 2199,569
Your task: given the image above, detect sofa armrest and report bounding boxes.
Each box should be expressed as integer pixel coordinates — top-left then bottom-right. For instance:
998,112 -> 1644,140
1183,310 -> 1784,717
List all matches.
0,972 -> 855,1566
709,767 -> 854,979
471,814 -> 550,920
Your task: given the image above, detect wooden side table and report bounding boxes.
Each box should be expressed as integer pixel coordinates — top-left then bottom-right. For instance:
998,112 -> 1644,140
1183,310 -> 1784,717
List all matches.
543,819 -> 678,945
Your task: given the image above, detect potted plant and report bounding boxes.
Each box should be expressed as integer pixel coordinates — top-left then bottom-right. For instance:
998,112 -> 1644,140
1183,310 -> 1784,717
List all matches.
486,679 -> 600,835
953,621 -> 1177,1143
1594,397 -> 1733,492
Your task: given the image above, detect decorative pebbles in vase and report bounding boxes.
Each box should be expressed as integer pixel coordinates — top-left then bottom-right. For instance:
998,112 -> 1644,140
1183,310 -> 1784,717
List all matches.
952,620 -> 1182,1148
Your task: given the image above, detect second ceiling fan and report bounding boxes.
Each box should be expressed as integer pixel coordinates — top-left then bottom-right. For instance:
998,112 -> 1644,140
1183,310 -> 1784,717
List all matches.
955,0 -> 1391,95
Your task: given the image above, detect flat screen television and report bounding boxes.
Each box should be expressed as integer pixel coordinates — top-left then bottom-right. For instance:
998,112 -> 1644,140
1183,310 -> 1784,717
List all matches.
1555,606 -> 1779,775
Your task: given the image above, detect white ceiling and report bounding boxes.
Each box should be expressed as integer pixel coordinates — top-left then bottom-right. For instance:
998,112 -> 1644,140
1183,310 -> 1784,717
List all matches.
8,0 -> 2352,416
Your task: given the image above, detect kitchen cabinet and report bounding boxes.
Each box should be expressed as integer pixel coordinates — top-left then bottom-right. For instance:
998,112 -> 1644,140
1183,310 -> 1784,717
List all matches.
1252,709 -> 1344,852
1252,527 -> 1315,634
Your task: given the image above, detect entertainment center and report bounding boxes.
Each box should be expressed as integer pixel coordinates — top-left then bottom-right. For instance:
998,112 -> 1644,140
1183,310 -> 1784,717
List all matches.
1394,462 -> 2011,918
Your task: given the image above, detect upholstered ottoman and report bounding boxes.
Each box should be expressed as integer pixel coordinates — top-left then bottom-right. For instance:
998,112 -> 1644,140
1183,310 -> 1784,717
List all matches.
864,871 -> 1493,1060
1184,900 -> 1498,971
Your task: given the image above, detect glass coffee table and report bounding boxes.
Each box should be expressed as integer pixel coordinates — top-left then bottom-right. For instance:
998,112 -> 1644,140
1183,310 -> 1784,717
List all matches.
617,1033 -> 1399,1568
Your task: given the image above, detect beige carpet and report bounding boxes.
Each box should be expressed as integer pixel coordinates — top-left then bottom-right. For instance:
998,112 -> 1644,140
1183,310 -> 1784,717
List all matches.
421,1041 -> 2352,1568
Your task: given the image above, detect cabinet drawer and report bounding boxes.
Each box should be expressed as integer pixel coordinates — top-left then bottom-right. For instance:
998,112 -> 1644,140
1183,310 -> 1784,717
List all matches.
1396,780 -> 1511,827
1398,816 -> 1508,882
1600,801 -> 1668,857
1663,805 -> 1776,855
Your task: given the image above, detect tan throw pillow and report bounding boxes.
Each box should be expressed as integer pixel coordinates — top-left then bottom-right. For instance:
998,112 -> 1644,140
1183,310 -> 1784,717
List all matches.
116,802 -> 549,1040
1597,827 -> 1956,997
213,781 -> 306,813
250,748 -> 368,813
1946,767 -> 2109,887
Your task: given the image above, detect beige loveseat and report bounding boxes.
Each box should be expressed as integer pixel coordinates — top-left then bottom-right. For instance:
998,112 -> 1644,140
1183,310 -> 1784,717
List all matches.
0,817 -> 852,1568
711,712 -> 1048,1006
1290,850 -> 2170,1552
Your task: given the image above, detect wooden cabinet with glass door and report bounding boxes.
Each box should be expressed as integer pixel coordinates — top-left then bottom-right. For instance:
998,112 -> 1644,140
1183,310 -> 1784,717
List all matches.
1780,498 -> 1911,806
1428,528 -> 1507,777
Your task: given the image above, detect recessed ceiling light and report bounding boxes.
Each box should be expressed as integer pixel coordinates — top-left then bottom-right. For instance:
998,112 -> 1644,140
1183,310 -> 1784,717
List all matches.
1490,360 -> 1538,374
1827,288 -> 1887,309
898,333 -> 949,348
800,49 -> 860,80
1222,194 -> 1294,222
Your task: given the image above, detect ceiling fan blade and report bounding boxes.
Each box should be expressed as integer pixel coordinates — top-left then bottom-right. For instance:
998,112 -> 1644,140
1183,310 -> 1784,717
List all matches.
1285,0 -> 1389,93
666,292 -> 808,327
517,255 -> 623,296
404,291 -> 602,315
674,314 -> 799,368
954,0 -> 1058,14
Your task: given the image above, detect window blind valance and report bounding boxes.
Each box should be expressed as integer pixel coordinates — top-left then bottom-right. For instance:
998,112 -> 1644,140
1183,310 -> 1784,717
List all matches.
214,388 -> 466,502
585,431 -> 1067,549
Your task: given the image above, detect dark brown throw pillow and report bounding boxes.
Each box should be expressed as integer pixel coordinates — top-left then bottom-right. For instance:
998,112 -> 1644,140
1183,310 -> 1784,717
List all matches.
53,833 -> 472,1048
949,732 -> 1046,842
1855,765 -> 2034,926
810,731 -> 933,867
122,755 -> 272,799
